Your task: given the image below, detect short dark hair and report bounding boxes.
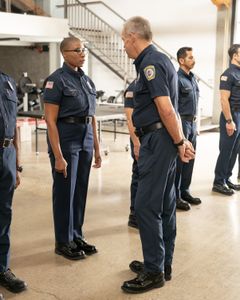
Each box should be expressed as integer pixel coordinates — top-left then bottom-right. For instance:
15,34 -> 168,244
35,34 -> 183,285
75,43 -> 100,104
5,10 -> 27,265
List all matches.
176,47 -> 192,63
60,37 -> 81,53
228,44 -> 240,60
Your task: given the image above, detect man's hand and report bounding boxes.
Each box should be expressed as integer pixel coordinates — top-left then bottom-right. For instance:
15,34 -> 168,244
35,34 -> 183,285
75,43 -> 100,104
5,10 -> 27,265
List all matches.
133,142 -> 140,161
15,172 -> 21,189
226,121 -> 236,136
93,151 -> 102,168
178,140 -> 195,163
55,157 -> 68,178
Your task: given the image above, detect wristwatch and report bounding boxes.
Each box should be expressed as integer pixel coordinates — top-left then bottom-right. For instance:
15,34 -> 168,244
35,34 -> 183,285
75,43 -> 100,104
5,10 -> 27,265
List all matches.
16,165 -> 23,173
174,138 -> 186,147
226,119 -> 233,124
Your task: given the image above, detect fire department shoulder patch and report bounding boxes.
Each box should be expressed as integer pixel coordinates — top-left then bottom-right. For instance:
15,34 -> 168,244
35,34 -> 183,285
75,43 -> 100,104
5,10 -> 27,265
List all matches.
144,65 -> 156,81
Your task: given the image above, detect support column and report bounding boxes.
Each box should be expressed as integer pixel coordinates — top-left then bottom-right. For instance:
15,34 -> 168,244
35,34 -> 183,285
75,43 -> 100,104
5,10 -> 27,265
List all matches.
49,43 -> 61,74
212,5 -> 232,124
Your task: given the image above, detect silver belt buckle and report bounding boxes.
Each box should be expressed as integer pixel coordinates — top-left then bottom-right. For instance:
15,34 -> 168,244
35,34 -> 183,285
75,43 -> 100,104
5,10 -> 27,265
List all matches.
86,116 -> 92,124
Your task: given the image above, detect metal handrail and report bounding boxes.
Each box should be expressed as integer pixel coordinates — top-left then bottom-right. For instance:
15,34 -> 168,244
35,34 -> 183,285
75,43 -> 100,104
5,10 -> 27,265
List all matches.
60,0 -> 213,89
76,1 -> 214,89
62,0 -> 136,82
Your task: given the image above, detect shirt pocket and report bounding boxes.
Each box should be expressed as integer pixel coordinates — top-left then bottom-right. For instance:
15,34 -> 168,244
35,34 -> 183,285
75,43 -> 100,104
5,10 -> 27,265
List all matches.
63,86 -> 79,97
5,89 -> 17,102
180,86 -> 192,95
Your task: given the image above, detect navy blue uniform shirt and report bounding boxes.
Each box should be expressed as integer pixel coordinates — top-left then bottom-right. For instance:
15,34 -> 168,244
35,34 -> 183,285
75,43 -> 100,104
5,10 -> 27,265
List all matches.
132,45 -> 178,128
43,63 -> 96,152
124,80 -> 135,109
43,62 -> 96,118
0,72 -> 17,139
177,68 -> 199,116
219,64 -> 240,109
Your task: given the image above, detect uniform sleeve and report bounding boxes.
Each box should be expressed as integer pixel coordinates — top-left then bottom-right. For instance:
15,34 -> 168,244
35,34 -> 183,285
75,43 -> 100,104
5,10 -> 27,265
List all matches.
219,70 -> 233,91
124,89 -> 134,108
142,62 -> 170,99
43,74 -> 62,105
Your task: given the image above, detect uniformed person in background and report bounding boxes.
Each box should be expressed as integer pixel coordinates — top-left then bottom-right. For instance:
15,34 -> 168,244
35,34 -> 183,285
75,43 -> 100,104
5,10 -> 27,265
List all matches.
124,80 -> 139,229
175,47 -> 201,211
212,44 -> 240,195
121,16 -> 195,294
0,71 -> 27,295
43,37 -> 101,260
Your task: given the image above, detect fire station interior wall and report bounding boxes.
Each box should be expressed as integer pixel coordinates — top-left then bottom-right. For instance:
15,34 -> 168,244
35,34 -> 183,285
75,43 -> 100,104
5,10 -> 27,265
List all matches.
51,0 -> 219,116
0,46 -> 49,88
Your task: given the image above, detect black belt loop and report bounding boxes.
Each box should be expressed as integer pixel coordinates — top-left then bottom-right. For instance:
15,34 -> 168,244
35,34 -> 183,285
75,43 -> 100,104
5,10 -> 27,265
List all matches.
59,116 -> 93,124
135,122 -> 163,138
180,115 -> 197,122
0,138 -> 14,148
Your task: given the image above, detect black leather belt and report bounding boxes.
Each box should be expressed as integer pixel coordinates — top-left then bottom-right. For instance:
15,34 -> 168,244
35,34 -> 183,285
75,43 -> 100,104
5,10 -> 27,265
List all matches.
135,122 -> 163,138
231,107 -> 240,112
180,115 -> 197,122
0,138 -> 14,148
59,116 -> 93,124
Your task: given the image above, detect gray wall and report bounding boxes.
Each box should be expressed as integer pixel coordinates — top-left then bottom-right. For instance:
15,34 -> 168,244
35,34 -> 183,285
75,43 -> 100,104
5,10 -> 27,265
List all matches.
0,46 -> 49,87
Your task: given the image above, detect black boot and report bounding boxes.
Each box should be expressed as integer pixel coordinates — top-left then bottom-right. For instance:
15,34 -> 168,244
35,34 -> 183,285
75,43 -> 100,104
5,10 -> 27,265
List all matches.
0,269 -> 27,293
122,271 -> 165,293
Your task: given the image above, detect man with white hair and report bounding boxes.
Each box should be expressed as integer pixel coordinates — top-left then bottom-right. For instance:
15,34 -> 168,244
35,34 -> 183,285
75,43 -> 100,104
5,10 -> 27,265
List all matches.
121,16 -> 195,294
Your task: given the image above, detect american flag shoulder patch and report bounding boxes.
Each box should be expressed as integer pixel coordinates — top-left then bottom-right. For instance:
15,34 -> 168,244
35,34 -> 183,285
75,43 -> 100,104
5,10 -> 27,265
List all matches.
45,81 -> 54,89
125,91 -> 134,98
221,76 -> 228,81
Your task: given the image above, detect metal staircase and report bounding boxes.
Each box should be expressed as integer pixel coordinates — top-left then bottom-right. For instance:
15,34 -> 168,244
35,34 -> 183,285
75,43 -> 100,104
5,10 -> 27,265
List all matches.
60,0 -> 213,90
60,0 -> 135,83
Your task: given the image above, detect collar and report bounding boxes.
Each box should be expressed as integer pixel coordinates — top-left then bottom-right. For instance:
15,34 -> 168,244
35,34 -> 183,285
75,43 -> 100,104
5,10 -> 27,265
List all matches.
134,44 -> 156,72
62,62 -> 84,77
178,68 -> 194,79
230,63 -> 240,71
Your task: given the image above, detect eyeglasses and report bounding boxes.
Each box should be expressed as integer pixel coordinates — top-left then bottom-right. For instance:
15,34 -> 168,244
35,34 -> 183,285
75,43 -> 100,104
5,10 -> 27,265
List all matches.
64,48 -> 88,54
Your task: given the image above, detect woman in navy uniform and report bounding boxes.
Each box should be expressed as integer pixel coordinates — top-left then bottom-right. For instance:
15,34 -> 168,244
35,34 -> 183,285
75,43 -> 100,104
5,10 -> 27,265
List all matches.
0,71 -> 27,294
212,44 -> 240,195
44,37 -> 101,260
121,17 -> 195,294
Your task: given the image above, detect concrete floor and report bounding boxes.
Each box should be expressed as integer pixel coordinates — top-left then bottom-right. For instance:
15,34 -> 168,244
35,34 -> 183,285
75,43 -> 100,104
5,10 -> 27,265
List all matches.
2,130 -> 240,300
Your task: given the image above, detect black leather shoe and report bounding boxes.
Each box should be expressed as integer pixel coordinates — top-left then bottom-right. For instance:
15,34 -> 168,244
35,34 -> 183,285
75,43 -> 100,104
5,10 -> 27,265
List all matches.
129,260 -> 172,281
55,242 -> 86,260
121,271 -> 165,293
176,198 -> 191,211
0,269 -> 27,293
128,212 -> 138,229
212,184 -> 234,196
226,180 -> 240,191
181,192 -> 201,205
74,238 -> 97,255
0,293 -> 4,300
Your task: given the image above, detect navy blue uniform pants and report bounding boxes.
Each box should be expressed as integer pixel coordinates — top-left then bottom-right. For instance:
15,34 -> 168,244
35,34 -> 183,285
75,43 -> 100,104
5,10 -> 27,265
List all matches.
130,139 -> 139,213
175,120 -> 197,199
49,149 -> 93,244
214,112 -> 240,185
135,128 -> 177,273
0,146 -> 16,272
